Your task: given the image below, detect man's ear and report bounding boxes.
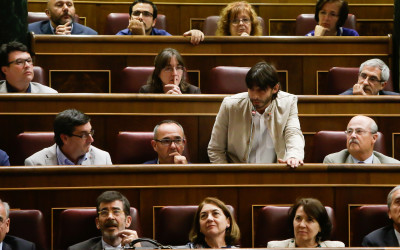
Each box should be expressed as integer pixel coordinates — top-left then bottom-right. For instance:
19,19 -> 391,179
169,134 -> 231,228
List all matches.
45,9 -> 51,18
381,81 -> 387,90
125,215 -> 132,228
95,217 -> 100,229
372,133 -> 378,144
1,66 -> 8,76
151,140 -> 157,152
152,18 -> 156,28
272,83 -> 280,94
60,134 -> 69,145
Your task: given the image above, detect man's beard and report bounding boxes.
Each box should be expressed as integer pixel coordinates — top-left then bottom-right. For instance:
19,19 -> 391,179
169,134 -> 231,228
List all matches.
51,13 -> 74,26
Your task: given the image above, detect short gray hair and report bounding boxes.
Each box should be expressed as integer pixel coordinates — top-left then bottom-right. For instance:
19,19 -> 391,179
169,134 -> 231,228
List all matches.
359,58 -> 390,82
387,185 -> 400,209
370,119 -> 378,134
153,120 -> 185,139
0,199 -> 10,219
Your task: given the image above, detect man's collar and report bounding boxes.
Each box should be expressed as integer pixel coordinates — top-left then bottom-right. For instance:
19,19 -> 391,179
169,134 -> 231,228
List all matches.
102,238 -> 122,249
351,153 -> 374,163
56,145 -> 88,165
5,81 -> 31,93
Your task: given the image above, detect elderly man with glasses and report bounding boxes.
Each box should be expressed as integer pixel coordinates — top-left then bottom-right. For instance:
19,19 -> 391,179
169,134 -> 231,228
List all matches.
323,115 -> 400,164
144,120 -> 188,164
0,41 -> 57,93
340,59 -> 399,95
25,109 -> 112,166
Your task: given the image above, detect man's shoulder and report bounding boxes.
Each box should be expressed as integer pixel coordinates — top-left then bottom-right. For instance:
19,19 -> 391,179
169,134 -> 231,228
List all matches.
90,145 -> 110,156
381,90 -> 400,95
324,149 -> 349,163
116,28 -> 131,35
363,224 -> 396,246
373,151 -> 400,163
4,235 -> 36,249
68,236 -> 102,250
151,28 -> 171,36
30,82 -> 58,93
25,144 -> 57,165
28,20 -> 50,34
339,88 -> 354,95
72,23 -> 98,35
143,158 -> 158,164
0,80 -> 7,92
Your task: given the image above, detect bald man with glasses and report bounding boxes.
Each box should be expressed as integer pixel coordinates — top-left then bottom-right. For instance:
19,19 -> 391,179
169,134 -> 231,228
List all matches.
25,109 -> 112,166
0,41 -> 57,93
144,120 -> 188,164
323,115 -> 400,164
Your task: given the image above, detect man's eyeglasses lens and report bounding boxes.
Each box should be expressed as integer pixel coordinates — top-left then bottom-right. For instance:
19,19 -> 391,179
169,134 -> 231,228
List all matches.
344,129 -> 371,136
359,73 -> 382,84
8,58 -> 33,66
70,129 -> 95,139
155,138 -> 184,146
98,209 -> 123,217
132,10 -> 153,17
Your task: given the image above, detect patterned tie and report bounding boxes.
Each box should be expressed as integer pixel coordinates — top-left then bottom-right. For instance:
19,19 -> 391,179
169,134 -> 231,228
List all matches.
358,161 -> 365,164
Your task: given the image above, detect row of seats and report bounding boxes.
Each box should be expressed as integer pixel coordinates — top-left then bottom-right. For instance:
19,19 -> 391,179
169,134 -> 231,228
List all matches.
6,66 -> 393,94
28,11 -> 357,36
10,204 -> 390,250
13,130 -> 386,165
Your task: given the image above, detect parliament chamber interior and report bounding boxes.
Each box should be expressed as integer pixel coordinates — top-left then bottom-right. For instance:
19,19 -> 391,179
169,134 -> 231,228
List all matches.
0,0 -> 399,249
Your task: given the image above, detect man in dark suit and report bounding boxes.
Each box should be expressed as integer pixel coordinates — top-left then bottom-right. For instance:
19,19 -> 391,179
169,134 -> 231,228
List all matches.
0,199 -> 36,250
143,120 -> 188,164
362,186 -> 400,246
340,58 -> 399,95
28,0 -> 97,35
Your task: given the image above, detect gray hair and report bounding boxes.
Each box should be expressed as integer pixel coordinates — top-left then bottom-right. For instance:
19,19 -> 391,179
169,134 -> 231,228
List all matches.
0,199 -> 10,219
153,120 -> 185,139
359,58 -> 390,82
370,119 -> 378,134
387,185 -> 400,209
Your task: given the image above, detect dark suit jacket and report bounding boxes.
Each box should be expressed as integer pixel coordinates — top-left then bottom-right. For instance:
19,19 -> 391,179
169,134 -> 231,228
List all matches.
340,88 -> 400,95
143,159 -> 158,164
362,224 -> 399,247
68,236 -> 157,250
28,20 -> 97,35
2,235 -> 36,250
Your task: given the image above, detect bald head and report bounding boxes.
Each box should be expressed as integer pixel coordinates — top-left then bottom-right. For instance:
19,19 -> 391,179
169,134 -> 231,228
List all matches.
45,0 -> 75,27
346,115 -> 378,161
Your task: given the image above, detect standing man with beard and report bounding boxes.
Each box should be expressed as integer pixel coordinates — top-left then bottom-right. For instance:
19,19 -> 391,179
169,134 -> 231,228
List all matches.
323,115 -> 399,163
29,0 -> 98,35
68,191 -> 144,250
207,61 -> 305,168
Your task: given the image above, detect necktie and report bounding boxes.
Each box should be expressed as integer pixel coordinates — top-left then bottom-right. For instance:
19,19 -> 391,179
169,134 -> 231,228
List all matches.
358,161 -> 365,164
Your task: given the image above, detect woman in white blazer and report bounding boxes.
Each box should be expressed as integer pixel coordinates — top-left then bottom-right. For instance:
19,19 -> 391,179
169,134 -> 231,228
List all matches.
267,198 -> 345,248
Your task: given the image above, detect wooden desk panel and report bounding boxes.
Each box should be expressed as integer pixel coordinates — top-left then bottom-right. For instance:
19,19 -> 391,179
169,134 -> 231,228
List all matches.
31,35 -> 392,95
1,94 -> 400,165
0,164 -> 399,248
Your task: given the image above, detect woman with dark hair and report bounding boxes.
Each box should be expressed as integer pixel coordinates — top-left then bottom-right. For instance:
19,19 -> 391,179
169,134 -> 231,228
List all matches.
216,1 -> 262,36
267,198 -> 345,248
187,197 -> 240,248
139,48 -> 201,94
306,0 -> 358,36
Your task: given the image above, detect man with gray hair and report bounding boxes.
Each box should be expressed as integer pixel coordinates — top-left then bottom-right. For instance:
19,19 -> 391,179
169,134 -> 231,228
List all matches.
340,58 -> 399,95
144,120 -> 188,164
362,186 -> 400,246
323,115 -> 400,163
0,199 -> 36,249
